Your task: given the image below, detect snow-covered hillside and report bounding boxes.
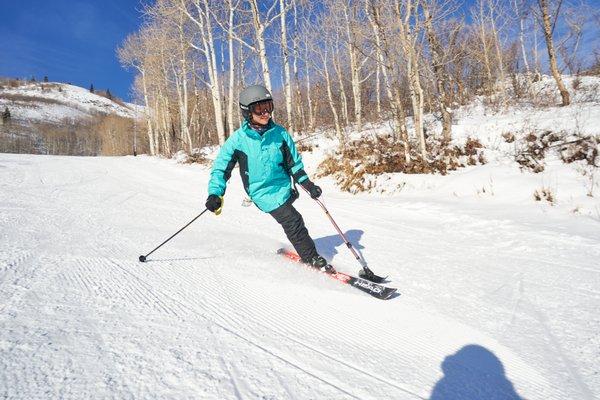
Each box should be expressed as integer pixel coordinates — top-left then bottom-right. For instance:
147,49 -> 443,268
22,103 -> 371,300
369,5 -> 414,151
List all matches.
1,74 -> 599,399
1,152 -> 599,399
0,81 -> 140,124
302,75 -> 600,218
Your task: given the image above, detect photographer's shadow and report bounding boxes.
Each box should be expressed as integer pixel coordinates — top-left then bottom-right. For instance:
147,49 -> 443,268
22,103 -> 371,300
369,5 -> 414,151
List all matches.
430,345 -> 523,400
313,229 -> 365,264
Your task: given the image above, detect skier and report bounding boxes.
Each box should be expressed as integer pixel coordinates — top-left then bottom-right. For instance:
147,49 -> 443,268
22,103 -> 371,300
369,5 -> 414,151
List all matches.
205,85 -> 334,273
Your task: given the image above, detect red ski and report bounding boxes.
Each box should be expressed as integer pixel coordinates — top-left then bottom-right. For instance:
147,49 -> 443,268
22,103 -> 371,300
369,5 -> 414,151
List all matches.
277,248 -> 398,300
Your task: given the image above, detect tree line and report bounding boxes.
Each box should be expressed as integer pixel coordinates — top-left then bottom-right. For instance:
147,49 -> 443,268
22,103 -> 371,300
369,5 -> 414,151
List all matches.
118,0 -> 598,162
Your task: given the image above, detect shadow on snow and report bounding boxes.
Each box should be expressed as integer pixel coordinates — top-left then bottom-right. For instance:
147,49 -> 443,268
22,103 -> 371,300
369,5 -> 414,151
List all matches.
430,344 -> 524,400
313,229 -> 366,264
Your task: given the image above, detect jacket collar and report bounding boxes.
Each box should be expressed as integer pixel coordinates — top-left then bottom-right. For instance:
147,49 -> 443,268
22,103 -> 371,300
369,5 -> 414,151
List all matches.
241,119 -> 275,139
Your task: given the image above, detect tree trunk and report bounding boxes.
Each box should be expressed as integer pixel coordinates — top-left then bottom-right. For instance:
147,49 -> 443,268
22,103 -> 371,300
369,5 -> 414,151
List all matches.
396,0 -> 426,159
227,0 -> 237,137
538,0 -> 570,106
323,53 -> 343,145
367,0 -> 411,163
249,0 -> 273,91
279,0 -> 294,133
140,70 -> 157,156
422,1 -> 453,142
478,0 -> 494,94
333,55 -> 349,126
342,7 -> 362,129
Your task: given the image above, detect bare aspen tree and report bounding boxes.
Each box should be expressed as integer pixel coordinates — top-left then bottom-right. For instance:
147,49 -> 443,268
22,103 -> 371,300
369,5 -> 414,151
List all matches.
395,0 -> 427,159
295,4 -> 318,132
226,0 -> 242,137
279,0 -> 295,133
173,8 -> 193,152
178,0 -> 226,144
421,0 -> 453,142
154,25 -> 176,156
118,31 -> 159,155
532,10 -> 541,78
307,16 -> 344,144
341,4 -> 364,129
248,0 -> 274,91
245,0 -> 291,92
291,0 -> 305,132
321,48 -> 344,144
332,43 -> 350,126
557,5 -> 590,75
473,0 -> 494,93
211,0 -> 287,93
488,0 -> 507,99
303,36 -> 315,131
365,0 -> 411,163
364,0 -> 383,118
511,0 -> 532,80
537,0 -> 570,106
145,1 -> 192,152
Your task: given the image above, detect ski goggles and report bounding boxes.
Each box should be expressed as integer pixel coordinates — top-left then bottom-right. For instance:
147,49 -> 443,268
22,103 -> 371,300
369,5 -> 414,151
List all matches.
251,100 -> 274,116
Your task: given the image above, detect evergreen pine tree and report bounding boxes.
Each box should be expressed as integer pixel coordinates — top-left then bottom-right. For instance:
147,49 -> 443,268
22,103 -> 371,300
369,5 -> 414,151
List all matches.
90,84 -> 95,93
44,76 -> 49,82
106,89 -> 112,100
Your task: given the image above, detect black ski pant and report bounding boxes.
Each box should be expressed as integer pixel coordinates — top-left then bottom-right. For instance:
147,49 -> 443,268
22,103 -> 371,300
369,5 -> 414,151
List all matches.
269,201 -> 319,263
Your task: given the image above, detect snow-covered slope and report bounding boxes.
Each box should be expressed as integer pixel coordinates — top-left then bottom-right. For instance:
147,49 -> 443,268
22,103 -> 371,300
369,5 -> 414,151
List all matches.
0,81 -> 140,124
1,153 -> 598,399
303,75 -> 600,218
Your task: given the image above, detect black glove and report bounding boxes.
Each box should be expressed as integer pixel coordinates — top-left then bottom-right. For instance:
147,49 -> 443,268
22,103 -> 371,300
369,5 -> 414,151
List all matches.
301,180 -> 322,199
205,194 -> 222,213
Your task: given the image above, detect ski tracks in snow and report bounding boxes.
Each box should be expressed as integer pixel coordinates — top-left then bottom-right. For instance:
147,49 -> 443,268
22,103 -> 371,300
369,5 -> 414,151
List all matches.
2,154 -> 598,399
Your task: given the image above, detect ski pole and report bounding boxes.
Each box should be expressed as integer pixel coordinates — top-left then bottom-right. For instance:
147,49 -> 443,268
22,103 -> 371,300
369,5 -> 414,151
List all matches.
138,209 -> 209,262
301,187 -> 385,282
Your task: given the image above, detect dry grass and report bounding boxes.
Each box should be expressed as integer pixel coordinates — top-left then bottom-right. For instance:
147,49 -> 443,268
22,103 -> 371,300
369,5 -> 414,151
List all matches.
316,135 -> 487,193
512,130 -> 599,173
533,187 -> 555,204
0,92 -> 67,106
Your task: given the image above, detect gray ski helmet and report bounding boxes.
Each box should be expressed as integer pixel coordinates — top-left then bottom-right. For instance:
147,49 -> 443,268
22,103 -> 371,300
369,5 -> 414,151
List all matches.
239,85 -> 273,119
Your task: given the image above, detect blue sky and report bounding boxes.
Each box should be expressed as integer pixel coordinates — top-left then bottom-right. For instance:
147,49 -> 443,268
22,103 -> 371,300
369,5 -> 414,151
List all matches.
0,0 -> 143,101
1,0 -> 598,102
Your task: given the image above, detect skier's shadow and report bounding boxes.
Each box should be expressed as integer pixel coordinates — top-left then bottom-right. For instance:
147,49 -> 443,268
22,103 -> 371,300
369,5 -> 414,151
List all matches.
313,229 -> 366,264
430,344 -> 524,400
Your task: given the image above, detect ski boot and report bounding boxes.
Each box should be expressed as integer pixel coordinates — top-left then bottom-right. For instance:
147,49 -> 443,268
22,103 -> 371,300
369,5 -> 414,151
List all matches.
309,255 -> 336,274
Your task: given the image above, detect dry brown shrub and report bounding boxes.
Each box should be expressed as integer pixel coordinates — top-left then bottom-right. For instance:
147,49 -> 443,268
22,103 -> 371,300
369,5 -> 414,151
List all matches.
316,135 -> 487,192
502,132 -> 516,143
0,78 -> 26,88
297,141 -> 314,152
183,151 -> 209,164
0,93 -> 66,106
515,130 -> 563,172
515,131 -> 599,173
559,135 -> 599,167
533,187 -> 554,204
96,114 -> 137,156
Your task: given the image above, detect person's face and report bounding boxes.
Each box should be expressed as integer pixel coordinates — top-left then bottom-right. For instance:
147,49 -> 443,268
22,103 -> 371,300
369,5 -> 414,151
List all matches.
250,100 -> 273,126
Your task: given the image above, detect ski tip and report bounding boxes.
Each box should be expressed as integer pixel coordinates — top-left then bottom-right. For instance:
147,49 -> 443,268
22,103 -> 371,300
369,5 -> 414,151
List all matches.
383,289 -> 400,300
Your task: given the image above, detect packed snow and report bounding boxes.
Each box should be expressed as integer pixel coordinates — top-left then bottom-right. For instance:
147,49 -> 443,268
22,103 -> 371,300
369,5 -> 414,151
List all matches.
1,74 -> 599,399
1,149 -> 598,399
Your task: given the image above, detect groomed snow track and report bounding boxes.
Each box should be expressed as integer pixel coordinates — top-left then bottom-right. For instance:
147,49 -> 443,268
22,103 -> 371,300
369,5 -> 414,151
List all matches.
1,154 -> 598,399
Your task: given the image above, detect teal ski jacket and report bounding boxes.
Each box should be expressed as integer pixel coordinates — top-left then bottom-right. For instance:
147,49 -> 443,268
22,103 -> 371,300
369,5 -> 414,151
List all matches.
207,120 -> 309,213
